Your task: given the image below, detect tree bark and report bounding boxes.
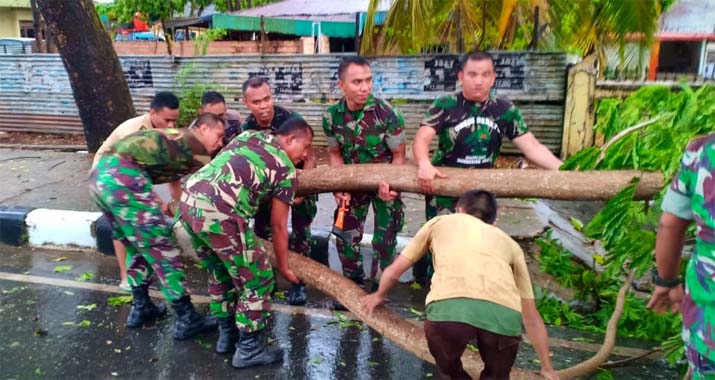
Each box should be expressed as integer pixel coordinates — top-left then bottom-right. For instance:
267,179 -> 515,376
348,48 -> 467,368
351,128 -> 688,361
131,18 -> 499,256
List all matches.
262,241 -> 545,380
262,241 -> 633,380
29,0 -> 43,53
296,165 -> 663,200
36,0 -> 136,152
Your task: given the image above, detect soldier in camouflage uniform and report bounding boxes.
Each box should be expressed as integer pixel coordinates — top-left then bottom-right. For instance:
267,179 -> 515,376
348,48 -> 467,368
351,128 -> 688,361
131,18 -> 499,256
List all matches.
92,92 -> 182,292
179,118 -> 313,368
412,51 -> 562,284
322,57 -> 406,297
88,113 -> 225,339
240,76 -> 318,306
648,134 -> 715,379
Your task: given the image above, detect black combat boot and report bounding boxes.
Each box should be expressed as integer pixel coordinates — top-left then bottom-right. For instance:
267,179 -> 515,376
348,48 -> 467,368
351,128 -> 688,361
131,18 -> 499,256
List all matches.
231,329 -> 283,369
171,296 -> 217,340
216,316 -> 240,354
287,282 -> 307,306
127,284 -> 167,328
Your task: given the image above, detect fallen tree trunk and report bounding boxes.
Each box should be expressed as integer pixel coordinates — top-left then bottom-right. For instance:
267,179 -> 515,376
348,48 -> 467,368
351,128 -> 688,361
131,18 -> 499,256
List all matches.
262,239 -> 635,380
262,241 -> 541,379
296,165 -> 663,200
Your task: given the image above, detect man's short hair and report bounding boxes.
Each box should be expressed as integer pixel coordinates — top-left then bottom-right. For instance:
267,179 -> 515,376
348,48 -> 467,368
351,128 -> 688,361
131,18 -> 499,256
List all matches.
274,117 -> 314,138
201,91 -> 226,106
194,112 -> 224,129
337,56 -> 370,80
460,50 -> 494,71
457,189 -> 498,224
150,91 -> 179,111
242,76 -> 270,94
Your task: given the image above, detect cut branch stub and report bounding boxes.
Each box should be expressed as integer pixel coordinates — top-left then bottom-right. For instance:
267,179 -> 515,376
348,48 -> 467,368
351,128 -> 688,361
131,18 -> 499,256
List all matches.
296,165 -> 663,201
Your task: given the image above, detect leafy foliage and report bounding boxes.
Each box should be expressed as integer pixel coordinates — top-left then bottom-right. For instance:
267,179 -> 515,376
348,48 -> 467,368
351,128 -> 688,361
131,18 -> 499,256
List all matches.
548,84 -> 715,367
193,28 -> 227,56
362,0 -> 671,61
173,64 -> 224,127
536,233 -> 681,342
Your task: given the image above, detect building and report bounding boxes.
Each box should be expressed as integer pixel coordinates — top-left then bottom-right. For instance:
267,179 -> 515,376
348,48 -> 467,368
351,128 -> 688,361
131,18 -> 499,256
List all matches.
650,0 -> 715,80
603,0 -> 715,81
215,0 -> 391,53
0,0 -> 32,38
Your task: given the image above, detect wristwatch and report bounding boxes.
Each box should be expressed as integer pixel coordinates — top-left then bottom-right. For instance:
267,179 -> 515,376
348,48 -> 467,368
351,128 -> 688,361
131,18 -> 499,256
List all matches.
651,269 -> 681,288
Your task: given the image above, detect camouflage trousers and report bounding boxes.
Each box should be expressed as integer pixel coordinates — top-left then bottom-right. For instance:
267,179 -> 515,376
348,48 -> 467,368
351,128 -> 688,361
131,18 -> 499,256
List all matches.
413,195 -> 460,283
179,205 -> 274,332
88,158 -> 187,302
335,192 -> 404,281
683,285 -> 715,379
253,194 -> 318,256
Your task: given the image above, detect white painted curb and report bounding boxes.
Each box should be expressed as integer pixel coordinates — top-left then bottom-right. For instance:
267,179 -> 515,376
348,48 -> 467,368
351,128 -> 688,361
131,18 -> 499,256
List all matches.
23,208 -> 417,283
25,209 -> 102,250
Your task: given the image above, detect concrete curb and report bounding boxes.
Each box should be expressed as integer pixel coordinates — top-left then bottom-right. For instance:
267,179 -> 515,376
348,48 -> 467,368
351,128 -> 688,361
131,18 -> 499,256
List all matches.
0,207 -> 415,282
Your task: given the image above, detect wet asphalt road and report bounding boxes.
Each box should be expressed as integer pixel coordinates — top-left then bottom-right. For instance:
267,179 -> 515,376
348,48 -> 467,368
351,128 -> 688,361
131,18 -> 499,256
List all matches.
0,245 -> 681,380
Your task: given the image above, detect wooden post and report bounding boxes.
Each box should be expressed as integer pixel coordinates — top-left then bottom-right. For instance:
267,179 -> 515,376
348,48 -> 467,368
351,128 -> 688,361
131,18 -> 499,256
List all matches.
354,12 -> 361,54
528,6 -> 539,50
260,15 -> 266,55
647,39 -> 660,81
561,54 -> 599,159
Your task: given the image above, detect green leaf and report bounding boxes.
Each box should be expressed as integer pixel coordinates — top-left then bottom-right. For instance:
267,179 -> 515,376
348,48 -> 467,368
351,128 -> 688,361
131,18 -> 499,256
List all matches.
410,282 -> 422,290
273,291 -> 286,299
310,358 -> 322,364
2,286 -> 27,295
76,272 -> 95,282
466,343 -> 479,353
409,307 -> 424,317
53,265 -> 72,273
76,304 -> 97,311
107,295 -> 133,307
596,369 -> 615,380
571,337 -> 595,343
569,217 -> 584,231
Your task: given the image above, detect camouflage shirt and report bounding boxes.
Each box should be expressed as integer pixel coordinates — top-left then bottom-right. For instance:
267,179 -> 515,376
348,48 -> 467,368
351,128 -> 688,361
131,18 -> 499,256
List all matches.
662,133 -> 715,361
240,105 -> 303,133
322,94 -> 405,164
422,93 -> 528,168
104,128 -> 211,184
183,130 -> 297,221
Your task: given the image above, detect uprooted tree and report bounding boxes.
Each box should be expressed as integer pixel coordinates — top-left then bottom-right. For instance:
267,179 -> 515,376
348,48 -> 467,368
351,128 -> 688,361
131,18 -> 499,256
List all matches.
36,0 -> 135,152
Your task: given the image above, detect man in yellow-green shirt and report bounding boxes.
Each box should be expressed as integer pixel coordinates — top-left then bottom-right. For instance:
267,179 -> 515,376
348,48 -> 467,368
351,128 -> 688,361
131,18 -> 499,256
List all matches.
362,189 -> 558,380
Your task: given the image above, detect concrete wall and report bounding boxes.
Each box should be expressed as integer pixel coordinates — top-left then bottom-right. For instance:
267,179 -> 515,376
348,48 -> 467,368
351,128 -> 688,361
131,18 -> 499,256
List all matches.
113,39 -> 306,56
0,8 -> 32,38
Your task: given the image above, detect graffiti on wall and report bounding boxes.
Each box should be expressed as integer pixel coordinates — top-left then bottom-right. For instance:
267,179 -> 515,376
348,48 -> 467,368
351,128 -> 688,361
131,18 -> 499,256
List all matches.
423,55 -> 460,92
421,53 -> 528,92
249,64 -> 303,98
122,59 -> 154,89
492,53 -> 526,90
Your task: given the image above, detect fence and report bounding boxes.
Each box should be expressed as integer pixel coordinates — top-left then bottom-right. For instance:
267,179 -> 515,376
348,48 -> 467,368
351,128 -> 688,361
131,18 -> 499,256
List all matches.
0,52 -> 569,154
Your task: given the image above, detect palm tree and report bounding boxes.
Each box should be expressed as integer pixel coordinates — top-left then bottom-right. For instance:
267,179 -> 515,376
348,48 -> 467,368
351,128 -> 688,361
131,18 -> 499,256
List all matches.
361,0 -> 675,75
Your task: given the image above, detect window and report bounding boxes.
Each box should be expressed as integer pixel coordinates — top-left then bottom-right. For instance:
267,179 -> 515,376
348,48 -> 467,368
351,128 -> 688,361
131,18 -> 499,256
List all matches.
19,20 -> 35,38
